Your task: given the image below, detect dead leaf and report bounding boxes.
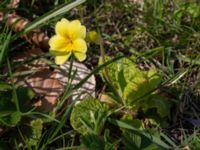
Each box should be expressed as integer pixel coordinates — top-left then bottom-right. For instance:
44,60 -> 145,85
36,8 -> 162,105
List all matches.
14,67 -> 63,112
10,0 -> 20,8
7,14 -> 49,50
25,69 -> 64,112
181,146 -> 191,150
55,61 -> 96,101
99,93 -> 118,106
13,48 -> 49,72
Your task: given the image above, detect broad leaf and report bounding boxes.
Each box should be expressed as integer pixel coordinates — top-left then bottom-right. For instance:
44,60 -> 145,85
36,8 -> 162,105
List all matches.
143,95 -> 171,118
70,97 -> 109,135
98,56 -> 170,118
0,111 -> 21,127
81,133 -> 105,150
109,119 -> 172,149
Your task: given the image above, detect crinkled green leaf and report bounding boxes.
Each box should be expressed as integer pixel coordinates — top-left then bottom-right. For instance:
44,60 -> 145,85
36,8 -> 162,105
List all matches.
98,56 -> 137,94
123,80 -> 149,106
123,69 -> 161,106
147,69 -> 162,90
143,95 -> 171,118
99,56 -> 170,118
129,69 -> 162,106
70,97 -> 109,135
28,119 -> 43,146
99,56 -> 121,92
9,111 -> 21,126
186,2 -> 200,18
0,111 -> 21,126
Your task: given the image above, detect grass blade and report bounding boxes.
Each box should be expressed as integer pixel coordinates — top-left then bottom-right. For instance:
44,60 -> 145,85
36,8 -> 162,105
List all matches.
109,119 -> 172,149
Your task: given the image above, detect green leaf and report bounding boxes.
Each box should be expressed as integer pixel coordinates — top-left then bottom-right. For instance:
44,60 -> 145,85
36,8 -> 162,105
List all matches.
120,116 -> 143,129
121,120 -> 165,149
28,119 -> 43,146
99,56 -> 162,107
0,111 -> 21,126
118,69 -> 127,95
81,134 -> 105,150
98,56 -> 137,93
16,87 -> 35,112
109,119 -> 172,149
98,55 -> 171,120
123,80 -> 149,106
9,111 -> 21,126
70,97 -> 109,135
17,87 -> 35,101
147,69 -> 162,90
173,2 -> 200,26
0,90 -> 15,112
143,95 -> 171,118
103,129 -> 120,150
123,68 -> 161,106
186,3 -> 200,18
99,92 -> 119,106
122,130 -> 150,150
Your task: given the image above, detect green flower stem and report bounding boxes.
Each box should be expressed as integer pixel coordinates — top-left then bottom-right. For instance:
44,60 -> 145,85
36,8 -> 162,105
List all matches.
55,55 -> 75,112
68,54 -> 75,78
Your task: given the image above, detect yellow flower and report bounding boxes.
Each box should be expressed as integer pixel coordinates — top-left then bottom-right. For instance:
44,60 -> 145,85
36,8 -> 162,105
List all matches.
49,18 -> 87,65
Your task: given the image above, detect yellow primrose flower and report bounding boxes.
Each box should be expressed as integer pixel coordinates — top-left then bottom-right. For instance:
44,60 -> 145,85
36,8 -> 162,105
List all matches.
49,18 -> 87,65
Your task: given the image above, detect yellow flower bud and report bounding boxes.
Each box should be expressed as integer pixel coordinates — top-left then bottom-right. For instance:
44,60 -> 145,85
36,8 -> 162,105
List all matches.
87,31 -> 101,44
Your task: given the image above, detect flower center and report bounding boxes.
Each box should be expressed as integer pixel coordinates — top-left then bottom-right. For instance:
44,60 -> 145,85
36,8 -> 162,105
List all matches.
66,37 -> 73,45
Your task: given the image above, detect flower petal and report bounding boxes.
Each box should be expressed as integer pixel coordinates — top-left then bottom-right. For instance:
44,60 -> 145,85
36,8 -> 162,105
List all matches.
66,20 -> 86,40
80,26 -> 86,39
55,52 -> 71,65
55,18 -> 69,37
72,39 -> 87,53
74,52 -> 86,62
49,35 -> 68,51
